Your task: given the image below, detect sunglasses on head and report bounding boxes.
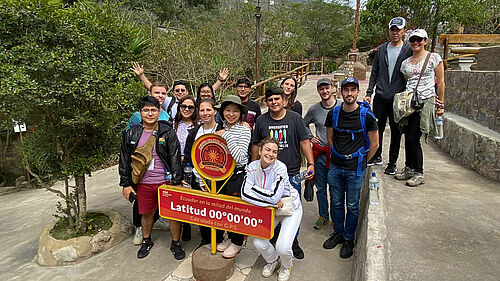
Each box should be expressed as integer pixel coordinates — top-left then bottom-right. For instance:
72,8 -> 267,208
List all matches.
180,104 -> 195,111
409,37 -> 424,43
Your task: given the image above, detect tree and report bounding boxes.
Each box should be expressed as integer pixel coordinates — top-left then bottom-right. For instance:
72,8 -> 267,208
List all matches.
361,0 -> 499,50
0,0 -> 147,233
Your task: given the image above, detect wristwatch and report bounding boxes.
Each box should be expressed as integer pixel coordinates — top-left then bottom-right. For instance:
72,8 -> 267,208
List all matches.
307,162 -> 314,167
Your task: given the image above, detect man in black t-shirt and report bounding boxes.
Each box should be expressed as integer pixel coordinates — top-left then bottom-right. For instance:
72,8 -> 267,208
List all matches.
235,77 -> 261,129
252,87 -> 315,260
323,78 -> 379,259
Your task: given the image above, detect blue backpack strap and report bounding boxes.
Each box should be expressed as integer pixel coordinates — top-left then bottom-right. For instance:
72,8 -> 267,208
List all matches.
331,104 -> 342,131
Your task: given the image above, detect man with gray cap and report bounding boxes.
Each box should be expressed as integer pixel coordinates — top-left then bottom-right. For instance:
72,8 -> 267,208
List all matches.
364,17 -> 412,175
303,78 -> 337,230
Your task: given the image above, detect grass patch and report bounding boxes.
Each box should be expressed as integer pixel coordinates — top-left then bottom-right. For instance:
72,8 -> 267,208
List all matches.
50,212 -> 112,240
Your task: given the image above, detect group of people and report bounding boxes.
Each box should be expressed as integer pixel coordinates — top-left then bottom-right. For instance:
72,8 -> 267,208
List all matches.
118,15 -> 445,281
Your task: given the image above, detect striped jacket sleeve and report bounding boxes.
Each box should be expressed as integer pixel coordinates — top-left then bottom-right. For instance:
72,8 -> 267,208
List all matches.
240,163 -> 286,207
222,124 -> 251,165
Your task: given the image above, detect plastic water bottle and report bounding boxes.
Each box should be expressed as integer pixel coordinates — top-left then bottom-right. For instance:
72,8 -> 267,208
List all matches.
183,163 -> 193,188
291,170 -> 313,186
369,172 -> 380,205
435,116 -> 443,140
164,168 -> 172,185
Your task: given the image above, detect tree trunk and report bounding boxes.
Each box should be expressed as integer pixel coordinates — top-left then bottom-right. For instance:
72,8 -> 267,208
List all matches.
75,174 -> 87,232
64,176 -> 75,229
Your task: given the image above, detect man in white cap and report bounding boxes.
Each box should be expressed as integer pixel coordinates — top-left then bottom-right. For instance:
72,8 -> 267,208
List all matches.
364,17 -> 412,175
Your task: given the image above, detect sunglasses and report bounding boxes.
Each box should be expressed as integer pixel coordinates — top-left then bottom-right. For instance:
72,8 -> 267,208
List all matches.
409,37 -> 424,43
180,104 -> 195,111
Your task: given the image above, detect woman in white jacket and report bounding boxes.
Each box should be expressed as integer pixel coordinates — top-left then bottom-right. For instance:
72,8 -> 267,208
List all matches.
241,138 -> 302,281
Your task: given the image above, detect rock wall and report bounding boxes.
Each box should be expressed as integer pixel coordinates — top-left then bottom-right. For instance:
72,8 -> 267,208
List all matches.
445,70 -> 500,133
435,113 -> 500,182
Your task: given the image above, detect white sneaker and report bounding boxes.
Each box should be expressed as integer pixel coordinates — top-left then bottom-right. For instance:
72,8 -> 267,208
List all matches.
261,259 -> 280,278
133,226 -> 143,245
153,218 -> 170,231
222,243 -> 242,258
216,239 -> 232,252
277,266 -> 291,281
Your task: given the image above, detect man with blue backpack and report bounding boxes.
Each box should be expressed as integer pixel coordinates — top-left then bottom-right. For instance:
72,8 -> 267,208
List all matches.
322,77 -> 379,258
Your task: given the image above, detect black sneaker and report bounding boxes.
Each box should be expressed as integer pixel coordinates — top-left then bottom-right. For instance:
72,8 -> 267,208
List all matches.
182,223 -> 191,242
292,238 -> 304,259
384,163 -> 397,175
340,240 -> 354,258
323,232 -> 344,249
170,241 -> 186,260
196,239 -> 210,250
137,240 -> 154,259
367,156 -> 383,166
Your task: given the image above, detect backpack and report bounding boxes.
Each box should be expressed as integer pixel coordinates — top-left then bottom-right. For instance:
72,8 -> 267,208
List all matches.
330,100 -> 376,176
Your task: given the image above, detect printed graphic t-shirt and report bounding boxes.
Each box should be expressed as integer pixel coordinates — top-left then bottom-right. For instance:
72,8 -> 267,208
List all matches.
252,110 -> 309,176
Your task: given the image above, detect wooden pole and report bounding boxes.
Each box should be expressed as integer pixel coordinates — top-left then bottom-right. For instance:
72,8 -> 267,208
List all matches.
351,0 -> 360,52
255,4 -> 262,98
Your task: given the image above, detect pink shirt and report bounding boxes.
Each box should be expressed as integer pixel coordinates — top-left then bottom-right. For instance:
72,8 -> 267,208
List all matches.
137,130 -> 166,184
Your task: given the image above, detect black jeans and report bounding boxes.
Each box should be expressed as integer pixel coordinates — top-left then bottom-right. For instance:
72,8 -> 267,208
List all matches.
402,111 -> 423,173
373,95 -> 402,164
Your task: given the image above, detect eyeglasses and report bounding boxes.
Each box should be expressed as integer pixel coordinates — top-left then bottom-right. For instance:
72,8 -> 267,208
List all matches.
180,104 -> 195,111
141,108 -> 159,114
409,37 -> 424,43
236,85 -> 251,89
174,88 -> 187,93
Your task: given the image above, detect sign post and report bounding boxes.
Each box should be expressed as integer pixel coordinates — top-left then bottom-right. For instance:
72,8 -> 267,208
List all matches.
158,134 -> 274,255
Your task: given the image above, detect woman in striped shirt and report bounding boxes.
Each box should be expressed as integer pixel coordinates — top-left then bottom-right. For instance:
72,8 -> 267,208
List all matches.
213,95 -> 252,258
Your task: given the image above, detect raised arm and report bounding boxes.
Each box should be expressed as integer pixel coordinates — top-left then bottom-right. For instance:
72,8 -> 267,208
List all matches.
212,68 -> 229,92
131,62 -> 152,91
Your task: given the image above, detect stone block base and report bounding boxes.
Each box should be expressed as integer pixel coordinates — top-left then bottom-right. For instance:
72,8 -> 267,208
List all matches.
192,245 -> 234,281
434,113 -> 500,182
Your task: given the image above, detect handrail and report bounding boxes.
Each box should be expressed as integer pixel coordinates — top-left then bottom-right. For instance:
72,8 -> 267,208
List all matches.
253,63 -> 310,103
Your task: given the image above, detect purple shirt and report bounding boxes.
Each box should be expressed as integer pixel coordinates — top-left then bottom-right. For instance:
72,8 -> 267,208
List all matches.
137,130 -> 165,184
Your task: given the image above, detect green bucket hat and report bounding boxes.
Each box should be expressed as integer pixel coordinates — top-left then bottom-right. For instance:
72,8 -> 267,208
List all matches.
216,95 -> 248,117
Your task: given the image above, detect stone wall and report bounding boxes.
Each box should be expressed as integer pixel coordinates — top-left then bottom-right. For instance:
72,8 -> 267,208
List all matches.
445,70 -> 500,133
435,113 -> 500,182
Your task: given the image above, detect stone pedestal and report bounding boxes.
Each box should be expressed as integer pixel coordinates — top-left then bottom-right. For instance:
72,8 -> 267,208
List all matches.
192,245 -> 234,281
449,57 -> 475,71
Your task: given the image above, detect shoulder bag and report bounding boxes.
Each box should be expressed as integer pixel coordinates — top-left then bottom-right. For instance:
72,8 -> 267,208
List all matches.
394,52 -> 432,123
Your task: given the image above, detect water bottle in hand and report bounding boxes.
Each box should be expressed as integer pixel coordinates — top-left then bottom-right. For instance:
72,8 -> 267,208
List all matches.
291,170 -> 313,186
435,116 -> 443,140
369,172 -> 380,205
164,168 -> 172,185
183,163 -> 193,188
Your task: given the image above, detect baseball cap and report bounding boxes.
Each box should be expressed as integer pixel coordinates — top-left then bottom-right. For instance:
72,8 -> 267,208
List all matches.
389,17 -> 406,29
410,29 -> 428,39
341,77 -> 359,89
317,78 -> 333,87
265,87 -> 284,99
236,77 -> 252,87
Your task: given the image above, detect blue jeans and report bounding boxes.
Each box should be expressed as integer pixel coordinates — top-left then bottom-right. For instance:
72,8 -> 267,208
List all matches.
314,154 -> 330,220
327,165 -> 366,241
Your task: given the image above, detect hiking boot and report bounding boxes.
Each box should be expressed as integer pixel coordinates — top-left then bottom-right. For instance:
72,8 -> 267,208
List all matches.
261,259 -> 280,277
340,240 -> 354,258
216,239 -> 232,252
137,239 -> 154,259
394,167 -> 414,180
277,266 -> 291,281
406,173 -> 424,187
292,238 -> 304,259
170,241 -> 186,260
181,223 -> 191,241
323,232 -> 344,249
222,243 -> 242,258
367,156 -> 382,166
384,163 -> 397,175
133,226 -> 143,245
313,216 -> 330,230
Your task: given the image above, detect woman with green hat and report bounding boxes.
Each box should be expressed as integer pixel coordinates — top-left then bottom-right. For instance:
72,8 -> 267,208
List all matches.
212,95 -> 252,258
